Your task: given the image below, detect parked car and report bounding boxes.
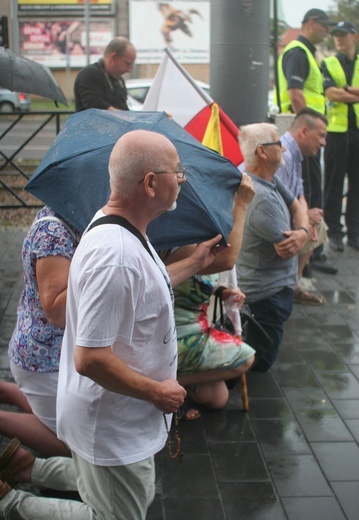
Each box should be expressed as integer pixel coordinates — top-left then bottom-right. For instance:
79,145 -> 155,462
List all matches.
126,93 -> 143,111
0,89 -> 31,112
126,78 -> 210,110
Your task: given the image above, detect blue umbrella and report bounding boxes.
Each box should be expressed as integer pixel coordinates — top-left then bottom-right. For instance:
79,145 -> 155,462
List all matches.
26,109 -> 242,250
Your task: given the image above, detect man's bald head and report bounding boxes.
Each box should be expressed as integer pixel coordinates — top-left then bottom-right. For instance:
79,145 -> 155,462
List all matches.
109,130 -> 178,198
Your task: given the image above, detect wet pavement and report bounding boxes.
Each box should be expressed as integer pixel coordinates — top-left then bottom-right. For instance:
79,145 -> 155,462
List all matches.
1,229 -> 359,519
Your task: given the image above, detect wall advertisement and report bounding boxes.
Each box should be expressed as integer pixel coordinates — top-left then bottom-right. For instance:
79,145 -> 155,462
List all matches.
129,0 -> 210,64
18,0 -> 113,13
19,20 -> 113,68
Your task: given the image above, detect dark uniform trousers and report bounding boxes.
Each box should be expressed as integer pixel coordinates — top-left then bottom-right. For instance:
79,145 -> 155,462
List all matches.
302,148 -> 323,259
324,130 -> 359,240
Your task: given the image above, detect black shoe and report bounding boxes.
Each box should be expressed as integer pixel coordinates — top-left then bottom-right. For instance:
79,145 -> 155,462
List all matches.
302,263 -> 313,278
348,236 -> 359,251
310,253 -> 338,275
329,236 -> 344,252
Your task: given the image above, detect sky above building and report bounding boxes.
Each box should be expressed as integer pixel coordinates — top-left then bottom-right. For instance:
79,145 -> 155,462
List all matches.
281,0 -> 337,28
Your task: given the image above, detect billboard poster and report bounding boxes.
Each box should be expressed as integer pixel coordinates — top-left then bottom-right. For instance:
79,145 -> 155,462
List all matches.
129,0 -> 210,64
18,0 -> 113,13
19,20 -> 113,68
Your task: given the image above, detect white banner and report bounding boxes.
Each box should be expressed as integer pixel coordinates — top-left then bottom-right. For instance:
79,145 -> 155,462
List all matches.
129,0 -> 210,64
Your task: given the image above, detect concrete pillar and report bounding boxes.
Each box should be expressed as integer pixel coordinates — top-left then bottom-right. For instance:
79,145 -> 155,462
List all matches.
210,0 -> 270,126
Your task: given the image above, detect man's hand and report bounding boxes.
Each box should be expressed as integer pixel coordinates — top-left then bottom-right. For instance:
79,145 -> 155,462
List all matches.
308,208 -> 323,226
152,379 -> 187,413
274,229 -> 308,259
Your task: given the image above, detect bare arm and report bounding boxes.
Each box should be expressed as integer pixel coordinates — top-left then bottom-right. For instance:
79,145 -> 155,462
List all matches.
288,88 -> 307,113
74,346 -> 186,413
298,194 -> 308,213
290,196 -> 310,231
326,86 -> 359,103
36,256 -> 71,328
274,198 -> 309,259
166,235 -> 226,287
298,195 -> 322,240
205,172 -> 255,272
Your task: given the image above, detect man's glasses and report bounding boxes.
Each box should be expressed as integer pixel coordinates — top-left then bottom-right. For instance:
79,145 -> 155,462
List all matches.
261,140 -> 282,148
138,167 -> 186,183
153,167 -> 186,179
255,140 -> 282,154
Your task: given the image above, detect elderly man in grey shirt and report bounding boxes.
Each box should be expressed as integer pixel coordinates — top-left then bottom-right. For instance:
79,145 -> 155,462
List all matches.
237,123 -> 311,371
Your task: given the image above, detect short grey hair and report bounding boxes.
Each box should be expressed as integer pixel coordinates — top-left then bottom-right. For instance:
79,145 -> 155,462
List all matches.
104,37 -> 134,58
109,130 -> 175,199
239,123 -> 278,168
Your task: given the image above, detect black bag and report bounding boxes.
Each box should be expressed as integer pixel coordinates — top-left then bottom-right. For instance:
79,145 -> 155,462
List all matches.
240,304 -> 273,349
212,288 -> 272,350
212,287 -> 235,335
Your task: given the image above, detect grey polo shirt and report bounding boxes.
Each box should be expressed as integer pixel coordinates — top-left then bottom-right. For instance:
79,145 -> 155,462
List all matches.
236,172 -> 298,303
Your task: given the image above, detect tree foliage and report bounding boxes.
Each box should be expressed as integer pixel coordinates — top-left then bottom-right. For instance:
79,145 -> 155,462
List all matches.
336,0 -> 359,28
326,0 -> 359,52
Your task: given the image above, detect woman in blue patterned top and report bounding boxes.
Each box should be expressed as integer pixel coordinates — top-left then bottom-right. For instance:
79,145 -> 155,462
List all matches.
0,206 -> 79,456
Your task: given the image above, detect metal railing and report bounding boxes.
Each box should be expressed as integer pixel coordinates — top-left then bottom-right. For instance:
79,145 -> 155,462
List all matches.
0,110 -> 74,208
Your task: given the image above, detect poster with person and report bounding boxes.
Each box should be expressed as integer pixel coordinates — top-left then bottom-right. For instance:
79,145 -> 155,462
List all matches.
19,20 -> 113,68
129,0 -> 209,64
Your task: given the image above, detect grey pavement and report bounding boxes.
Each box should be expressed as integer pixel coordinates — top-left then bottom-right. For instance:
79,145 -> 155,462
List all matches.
1,229 -> 359,519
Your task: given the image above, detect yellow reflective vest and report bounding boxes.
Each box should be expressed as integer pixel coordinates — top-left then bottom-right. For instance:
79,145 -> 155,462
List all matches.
276,40 -> 325,114
323,55 -> 359,132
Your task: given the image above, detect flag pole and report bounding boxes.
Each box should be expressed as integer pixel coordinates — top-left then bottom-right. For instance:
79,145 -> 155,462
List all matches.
165,48 -> 213,105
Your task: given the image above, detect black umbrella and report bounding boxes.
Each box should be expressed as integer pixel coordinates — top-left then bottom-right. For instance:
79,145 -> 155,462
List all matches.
0,46 -> 67,105
26,109 -> 242,250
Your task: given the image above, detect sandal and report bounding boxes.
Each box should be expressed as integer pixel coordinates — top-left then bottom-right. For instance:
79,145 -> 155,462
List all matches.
0,439 -> 20,473
0,438 -> 35,487
178,400 -> 201,421
293,288 -> 326,306
0,481 -> 12,500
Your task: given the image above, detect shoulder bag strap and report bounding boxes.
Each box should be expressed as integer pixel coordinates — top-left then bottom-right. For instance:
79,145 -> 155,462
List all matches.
87,215 -> 155,261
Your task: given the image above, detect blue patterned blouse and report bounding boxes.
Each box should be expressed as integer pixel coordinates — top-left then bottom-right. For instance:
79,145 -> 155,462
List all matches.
8,206 -> 79,373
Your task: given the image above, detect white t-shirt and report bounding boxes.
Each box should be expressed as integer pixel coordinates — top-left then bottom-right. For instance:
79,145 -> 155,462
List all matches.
57,212 -> 177,466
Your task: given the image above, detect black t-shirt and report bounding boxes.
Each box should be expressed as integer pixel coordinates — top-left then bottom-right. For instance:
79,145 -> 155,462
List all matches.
74,60 -> 129,112
282,35 -> 316,90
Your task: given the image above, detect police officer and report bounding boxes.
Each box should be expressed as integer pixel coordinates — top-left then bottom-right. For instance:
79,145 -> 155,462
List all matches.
276,8 -> 337,274
321,21 -> 359,252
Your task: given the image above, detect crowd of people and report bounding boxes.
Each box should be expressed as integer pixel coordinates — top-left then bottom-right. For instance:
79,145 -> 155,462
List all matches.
0,7 -> 358,518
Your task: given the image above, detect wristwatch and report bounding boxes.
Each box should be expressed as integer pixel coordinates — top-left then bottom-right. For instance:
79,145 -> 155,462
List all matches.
299,226 -> 309,235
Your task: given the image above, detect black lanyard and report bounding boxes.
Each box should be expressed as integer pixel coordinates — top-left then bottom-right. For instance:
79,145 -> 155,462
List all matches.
87,215 -> 175,307
87,215 -> 155,262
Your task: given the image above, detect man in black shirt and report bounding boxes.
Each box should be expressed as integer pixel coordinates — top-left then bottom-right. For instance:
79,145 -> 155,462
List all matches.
321,21 -> 359,251
74,37 -> 136,112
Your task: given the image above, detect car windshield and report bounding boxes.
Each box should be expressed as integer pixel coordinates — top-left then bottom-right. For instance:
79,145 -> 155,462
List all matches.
126,87 -> 149,104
